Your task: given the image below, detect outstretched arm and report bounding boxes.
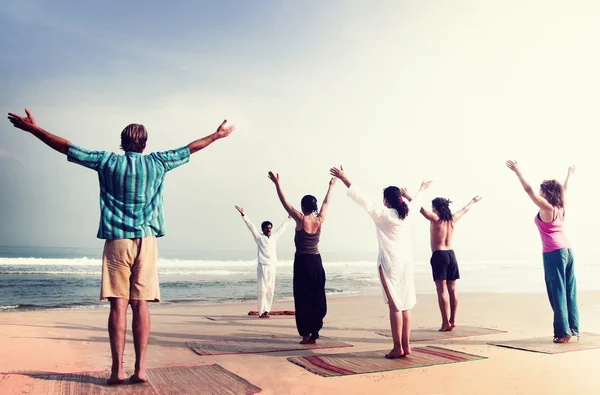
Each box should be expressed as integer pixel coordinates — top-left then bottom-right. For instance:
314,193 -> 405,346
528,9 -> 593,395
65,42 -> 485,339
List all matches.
506,160 -> 552,210
317,177 -> 337,222
187,120 -> 235,155
563,165 -> 575,192
330,165 -> 351,188
273,215 -> 292,239
235,206 -> 260,239
7,109 -> 71,155
419,206 -> 438,222
452,196 -> 482,222
267,172 -> 303,221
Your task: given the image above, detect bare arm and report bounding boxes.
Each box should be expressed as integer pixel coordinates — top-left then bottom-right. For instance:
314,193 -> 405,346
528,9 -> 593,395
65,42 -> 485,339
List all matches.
563,165 -> 575,192
329,165 -> 351,188
8,109 -> 71,155
452,196 -> 482,222
506,160 -> 552,210
268,172 -> 303,222
187,120 -> 235,154
317,178 -> 337,222
419,207 -> 439,222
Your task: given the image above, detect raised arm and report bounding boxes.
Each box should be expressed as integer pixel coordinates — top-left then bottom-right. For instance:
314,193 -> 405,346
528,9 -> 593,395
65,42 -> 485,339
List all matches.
8,109 -> 71,155
403,180 -> 432,205
317,177 -> 337,222
563,165 -> 575,192
331,166 -> 386,222
187,120 -> 235,155
268,172 -> 303,221
419,206 -> 439,222
235,206 -> 260,239
506,160 -> 552,210
452,196 -> 482,222
273,215 -> 292,239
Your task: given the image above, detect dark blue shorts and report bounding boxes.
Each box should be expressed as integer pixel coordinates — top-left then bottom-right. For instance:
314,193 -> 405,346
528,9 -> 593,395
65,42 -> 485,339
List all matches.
430,250 -> 460,281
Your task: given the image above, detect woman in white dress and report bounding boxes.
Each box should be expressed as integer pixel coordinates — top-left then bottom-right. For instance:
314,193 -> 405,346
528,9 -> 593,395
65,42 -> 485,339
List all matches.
330,166 -> 430,358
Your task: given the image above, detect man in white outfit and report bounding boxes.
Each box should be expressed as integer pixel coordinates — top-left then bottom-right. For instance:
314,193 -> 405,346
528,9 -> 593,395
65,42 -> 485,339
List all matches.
235,206 -> 291,318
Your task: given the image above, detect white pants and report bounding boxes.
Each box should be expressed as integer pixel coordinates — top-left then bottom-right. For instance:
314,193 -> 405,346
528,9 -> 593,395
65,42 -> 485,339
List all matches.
257,264 -> 276,315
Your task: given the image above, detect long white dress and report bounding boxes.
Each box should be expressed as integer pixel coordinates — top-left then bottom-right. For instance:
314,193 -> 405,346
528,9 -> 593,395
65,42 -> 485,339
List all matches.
242,215 -> 291,314
347,184 -> 419,310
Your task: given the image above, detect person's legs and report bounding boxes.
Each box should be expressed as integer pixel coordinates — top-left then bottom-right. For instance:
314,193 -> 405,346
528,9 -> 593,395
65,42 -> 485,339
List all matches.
257,264 -> 267,317
565,249 -> 579,336
379,265 -> 404,358
129,236 -> 159,381
401,309 -> 412,356
129,300 -> 150,382
308,255 -> 327,343
294,254 -> 312,343
447,280 -> 458,330
107,298 -> 128,385
431,251 -> 450,331
543,250 -> 570,340
101,239 -> 134,385
265,266 -> 276,317
435,280 -> 450,331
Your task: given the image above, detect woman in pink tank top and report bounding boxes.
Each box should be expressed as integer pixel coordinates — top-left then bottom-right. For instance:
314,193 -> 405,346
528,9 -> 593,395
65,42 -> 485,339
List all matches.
507,161 -> 578,344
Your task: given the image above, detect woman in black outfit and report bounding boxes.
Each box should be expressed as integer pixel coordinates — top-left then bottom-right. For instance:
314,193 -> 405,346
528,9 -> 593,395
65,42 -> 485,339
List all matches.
268,171 -> 336,344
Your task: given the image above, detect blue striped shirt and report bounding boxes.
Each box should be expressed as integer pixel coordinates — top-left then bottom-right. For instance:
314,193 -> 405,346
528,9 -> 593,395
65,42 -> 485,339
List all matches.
67,145 -> 190,240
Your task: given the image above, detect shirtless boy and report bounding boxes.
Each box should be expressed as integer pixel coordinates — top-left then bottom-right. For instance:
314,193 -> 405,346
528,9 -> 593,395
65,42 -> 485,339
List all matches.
420,195 -> 481,331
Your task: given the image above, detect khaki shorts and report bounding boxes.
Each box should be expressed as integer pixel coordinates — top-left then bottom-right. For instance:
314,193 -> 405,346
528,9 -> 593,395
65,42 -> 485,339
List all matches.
101,236 -> 160,302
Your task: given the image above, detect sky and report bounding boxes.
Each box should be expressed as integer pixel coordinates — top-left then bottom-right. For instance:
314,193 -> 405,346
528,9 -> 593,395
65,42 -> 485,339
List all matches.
1,0 -> 598,261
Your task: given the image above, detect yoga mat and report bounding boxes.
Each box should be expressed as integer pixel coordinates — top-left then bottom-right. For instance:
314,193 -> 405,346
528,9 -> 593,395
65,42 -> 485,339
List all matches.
0,364 -> 261,394
288,346 -> 487,377
187,335 -> 352,356
206,315 -> 294,321
376,326 -> 507,342
488,332 -> 600,354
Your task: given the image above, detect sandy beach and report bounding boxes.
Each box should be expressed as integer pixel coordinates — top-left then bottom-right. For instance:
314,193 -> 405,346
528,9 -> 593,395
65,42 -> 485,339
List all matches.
0,290 -> 598,394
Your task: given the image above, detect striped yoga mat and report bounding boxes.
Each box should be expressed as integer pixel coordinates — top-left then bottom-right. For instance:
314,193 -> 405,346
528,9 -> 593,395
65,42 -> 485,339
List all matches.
188,335 -> 352,356
288,346 -> 487,377
0,364 -> 261,394
488,332 -> 600,354
376,326 -> 507,342
206,315 -> 294,321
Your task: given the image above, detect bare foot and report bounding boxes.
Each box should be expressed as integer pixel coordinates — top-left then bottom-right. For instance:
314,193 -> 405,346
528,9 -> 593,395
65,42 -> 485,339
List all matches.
439,324 -> 451,332
402,346 -> 411,356
553,335 -> 572,344
107,375 -> 125,386
448,323 -> 456,331
300,335 -> 312,344
264,312 -> 270,319
384,347 -> 405,359
130,373 -> 148,384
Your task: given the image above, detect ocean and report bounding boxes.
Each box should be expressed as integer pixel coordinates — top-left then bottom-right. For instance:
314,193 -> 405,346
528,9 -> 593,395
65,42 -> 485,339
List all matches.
1,246 -> 599,312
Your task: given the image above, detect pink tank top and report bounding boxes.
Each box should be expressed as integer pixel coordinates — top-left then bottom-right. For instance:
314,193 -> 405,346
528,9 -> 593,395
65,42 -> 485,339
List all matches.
534,206 -> 570,253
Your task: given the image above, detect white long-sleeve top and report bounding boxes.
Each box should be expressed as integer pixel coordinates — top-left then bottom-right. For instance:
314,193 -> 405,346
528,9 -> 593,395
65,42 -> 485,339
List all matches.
242,215 -> 291,266
347,184 -> 421,310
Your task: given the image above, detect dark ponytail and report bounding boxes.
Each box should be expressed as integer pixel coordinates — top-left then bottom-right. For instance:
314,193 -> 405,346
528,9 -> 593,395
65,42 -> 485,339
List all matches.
384,186 -> 409,220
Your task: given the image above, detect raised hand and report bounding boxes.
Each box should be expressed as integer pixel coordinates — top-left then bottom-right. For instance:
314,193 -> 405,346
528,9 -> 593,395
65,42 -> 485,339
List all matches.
506,160 -> 520,173
234,205 -> 244,215
329,177 -> 337,187
215,120 -> 235,139
568,165 -> 576,175
329,165 -> 346,180
472,195 -> 483,203
420,180 -> 433,191
268,171 -> 280,185
7,108 -> 38,133
400,187 -> 409,197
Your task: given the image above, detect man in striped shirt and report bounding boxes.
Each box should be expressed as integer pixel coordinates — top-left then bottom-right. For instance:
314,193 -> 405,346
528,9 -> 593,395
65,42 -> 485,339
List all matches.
7,108 -> 235,385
